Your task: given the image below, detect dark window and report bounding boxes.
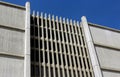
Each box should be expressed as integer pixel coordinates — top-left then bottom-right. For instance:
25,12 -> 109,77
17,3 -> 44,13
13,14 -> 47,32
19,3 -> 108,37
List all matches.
44,28 -> 46,38
58,22 -> 61,30
77,47 -> 80,55
40,28 -> 42,37
31,38 -> 34,47
35,27 -> 38,36
64,32 -> 66,42
51,21 -> 53,28
67,55 -> 70,66
65,69 -> 67,77
31,64 -> 35,76
69,70 -> 72,77
63,54 -> 66,65
31,50 -> 35,61
71,56 -> 74,67
52,30 -> 54,40
46,67 -> 49,77
50,52 -> 52,64
48,29 -> 50,39
30,26 -> 34,36
67,33 -> 70,43
35,50 -> 39,62
83,58 -> 86,69
75,35 -> 78,44
57,43 -> 60,52
50,67 -> 53,77
47,20 -> 49,28
45,51 -> 48,63
61,43 -> 64,52
40,40 -> 42,49
62,23 -> 65,31
44,41 -> 47,50
41,66 -> 44,77
55,68 -> 58,77
73,70 -> 76,77
35,39 -> 38,48
53,42 -> 56,51
43,19 -> 45,27
69,45 -> 72,54
60,68 -> 63,77
60,32 -> 62,41
48,41 -> 51,50
71,34 -> 74,43
55,22 -> 57,29
79,57 -> 82,68
40,51 -> 43,62
54,53 -> 57,64
35,65 -> 39,76
30,16 -> 34,24
58,53 -> 61,65
39,18 -> 41,26
75,56 -> 78,67
56,31 -> 59,41
65,44 -> 68,53
35,17 -> 37,25
73,46 -> 76,54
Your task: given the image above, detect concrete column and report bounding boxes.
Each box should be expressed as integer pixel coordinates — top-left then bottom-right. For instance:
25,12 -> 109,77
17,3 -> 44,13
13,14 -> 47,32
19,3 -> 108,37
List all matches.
24,2 -> 30,77
81,16 -> 103,77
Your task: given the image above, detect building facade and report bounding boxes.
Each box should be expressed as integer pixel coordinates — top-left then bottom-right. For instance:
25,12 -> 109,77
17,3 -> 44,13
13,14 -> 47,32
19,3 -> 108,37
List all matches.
0,1 -> 120,77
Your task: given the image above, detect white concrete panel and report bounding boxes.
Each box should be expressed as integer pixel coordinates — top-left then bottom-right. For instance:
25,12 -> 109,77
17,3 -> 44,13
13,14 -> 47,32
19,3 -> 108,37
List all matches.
0,4 -> 25,29
96,46 -> 120,70
102,70 -> 120,77
89,26 -> 120,48
0,56 -> 24,77
0,28 -> 24,56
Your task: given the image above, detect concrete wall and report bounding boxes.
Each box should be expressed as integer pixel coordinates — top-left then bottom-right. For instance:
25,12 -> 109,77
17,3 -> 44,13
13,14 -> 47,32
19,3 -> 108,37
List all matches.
89,23 -> 120,77
0,1 -> 27,77
0,1 -> 25,29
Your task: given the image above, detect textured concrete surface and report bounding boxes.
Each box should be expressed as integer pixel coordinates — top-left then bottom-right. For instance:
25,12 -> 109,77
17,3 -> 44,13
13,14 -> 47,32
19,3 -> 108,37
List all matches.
89,24 -> 120,77
0,3 -> 25,30
89,25 -> 120,49
102,70 -> 120,77
0,28 -> 24,56
0,56 -> 24,77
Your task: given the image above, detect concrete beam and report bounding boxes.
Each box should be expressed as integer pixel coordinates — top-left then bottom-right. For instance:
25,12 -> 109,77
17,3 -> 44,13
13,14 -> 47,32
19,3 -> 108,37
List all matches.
24,2 -> 30,77
81,16 -> 103,77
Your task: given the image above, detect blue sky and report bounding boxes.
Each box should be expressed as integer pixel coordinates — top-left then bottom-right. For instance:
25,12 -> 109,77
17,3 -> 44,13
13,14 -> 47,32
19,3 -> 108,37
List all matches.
3,0 -> 120,29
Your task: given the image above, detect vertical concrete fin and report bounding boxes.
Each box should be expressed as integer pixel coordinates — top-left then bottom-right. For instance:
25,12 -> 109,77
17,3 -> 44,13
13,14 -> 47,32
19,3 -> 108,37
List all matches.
63,17 -> 66,23
48,14 -> 51,20
44,13 -> 47,19
70,19 -> 73,25
32,10 -> 35,17
77,21 -> 80,26
52,15 -> 55,21
59,17 -> 62,23
25,2 -> 30,77
73,20 -> 76,26
66,18 -> 69,25
55,16 -> 58,21
81,16 -> 103,77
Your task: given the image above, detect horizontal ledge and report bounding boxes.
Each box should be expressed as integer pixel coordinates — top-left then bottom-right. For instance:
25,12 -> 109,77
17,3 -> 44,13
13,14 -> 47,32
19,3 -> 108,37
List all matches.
0,1 -> 25,10
101,67 -> 120,73
88,22 -> 120,33
0,24 -> 25,32
0,52 -> 24,59
94,42 -> 120,50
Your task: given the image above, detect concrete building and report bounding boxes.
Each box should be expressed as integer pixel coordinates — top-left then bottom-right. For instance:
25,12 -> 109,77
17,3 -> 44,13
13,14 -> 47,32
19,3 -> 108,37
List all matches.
0,1 -> 120,77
